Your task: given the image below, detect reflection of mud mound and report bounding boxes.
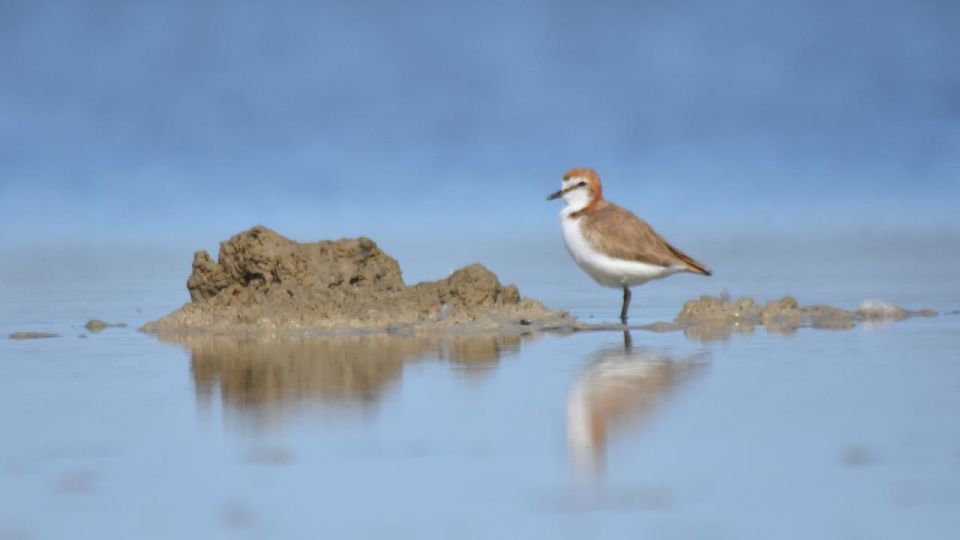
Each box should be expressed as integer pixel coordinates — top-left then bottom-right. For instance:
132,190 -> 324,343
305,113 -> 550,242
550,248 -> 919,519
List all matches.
440,335 -> 522,374
165,333 -> 526,429
144,226 -> 572,335
674,294 -> 937,342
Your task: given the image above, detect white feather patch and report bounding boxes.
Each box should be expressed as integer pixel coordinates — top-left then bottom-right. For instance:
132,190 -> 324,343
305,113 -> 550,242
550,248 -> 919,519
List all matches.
561,215 -> 679,288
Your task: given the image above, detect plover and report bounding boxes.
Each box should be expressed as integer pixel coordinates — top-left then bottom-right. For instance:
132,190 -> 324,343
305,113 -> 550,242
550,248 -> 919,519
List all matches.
547,167 -> 711,324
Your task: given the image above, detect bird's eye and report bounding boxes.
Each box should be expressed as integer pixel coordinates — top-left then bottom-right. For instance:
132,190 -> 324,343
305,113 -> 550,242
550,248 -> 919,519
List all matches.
577,181 -> 587,187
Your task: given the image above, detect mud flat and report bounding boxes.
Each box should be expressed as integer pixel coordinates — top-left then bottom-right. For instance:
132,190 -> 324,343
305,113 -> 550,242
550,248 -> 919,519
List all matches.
661,294 -> 938,342
143,226 -> 937,339
143,226 -> 574,336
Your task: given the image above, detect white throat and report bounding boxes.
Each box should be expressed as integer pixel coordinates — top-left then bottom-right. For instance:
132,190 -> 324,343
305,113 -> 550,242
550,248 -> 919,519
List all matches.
561,187 -> 594,217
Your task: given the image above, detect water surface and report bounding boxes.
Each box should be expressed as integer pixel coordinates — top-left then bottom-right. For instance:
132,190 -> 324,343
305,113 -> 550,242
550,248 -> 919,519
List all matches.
1,256 -> 959,539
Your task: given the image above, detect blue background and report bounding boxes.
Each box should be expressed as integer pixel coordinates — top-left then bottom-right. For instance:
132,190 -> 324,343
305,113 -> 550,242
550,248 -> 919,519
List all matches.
2,0 -> 958,286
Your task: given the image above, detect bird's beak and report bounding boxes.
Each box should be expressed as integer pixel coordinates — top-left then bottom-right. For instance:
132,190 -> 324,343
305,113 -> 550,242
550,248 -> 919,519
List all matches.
546,189 -> 563,201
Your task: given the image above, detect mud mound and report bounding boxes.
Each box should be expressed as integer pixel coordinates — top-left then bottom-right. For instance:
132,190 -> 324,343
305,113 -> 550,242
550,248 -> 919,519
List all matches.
673,293 -> 937,341
143,226 -> 571,335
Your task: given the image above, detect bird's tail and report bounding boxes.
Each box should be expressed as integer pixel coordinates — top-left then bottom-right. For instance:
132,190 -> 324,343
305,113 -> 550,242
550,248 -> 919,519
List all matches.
667,244 -> 712,276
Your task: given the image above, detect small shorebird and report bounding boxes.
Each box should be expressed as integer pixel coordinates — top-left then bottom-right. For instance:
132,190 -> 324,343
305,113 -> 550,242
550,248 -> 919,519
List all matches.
547,167 -> 711,324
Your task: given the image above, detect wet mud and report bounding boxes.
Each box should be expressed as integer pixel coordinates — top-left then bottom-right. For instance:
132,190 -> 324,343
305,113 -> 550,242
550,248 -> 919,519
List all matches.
8,332 -> 59,340
144,226 -> 571,336
142,227 -> 938,341
667,294 -> 938,342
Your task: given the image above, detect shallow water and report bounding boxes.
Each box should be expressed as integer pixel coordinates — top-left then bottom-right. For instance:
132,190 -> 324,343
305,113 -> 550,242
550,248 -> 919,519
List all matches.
2,255 -> 960,539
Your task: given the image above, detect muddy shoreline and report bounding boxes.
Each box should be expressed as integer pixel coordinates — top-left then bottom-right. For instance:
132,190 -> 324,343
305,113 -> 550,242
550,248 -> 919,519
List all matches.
139,226 -> 939,340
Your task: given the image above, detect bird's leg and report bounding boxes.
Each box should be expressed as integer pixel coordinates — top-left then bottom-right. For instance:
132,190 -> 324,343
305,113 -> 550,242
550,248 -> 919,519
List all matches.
620,285 -> 631,325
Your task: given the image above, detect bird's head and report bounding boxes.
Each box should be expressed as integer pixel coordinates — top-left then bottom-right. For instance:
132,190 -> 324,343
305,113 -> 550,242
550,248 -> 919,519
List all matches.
547,167 -> 603,213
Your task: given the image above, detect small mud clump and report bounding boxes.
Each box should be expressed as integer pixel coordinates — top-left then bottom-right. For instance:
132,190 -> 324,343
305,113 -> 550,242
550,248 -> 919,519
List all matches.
674,294 -> 935,341
9,332 -> 58,340
144,226 -> 571,335
804,305 -> 856,330
85,320 -> 108,332
84,320 -> 127,333
677,294 -> 821,329
857,300 -> 936,320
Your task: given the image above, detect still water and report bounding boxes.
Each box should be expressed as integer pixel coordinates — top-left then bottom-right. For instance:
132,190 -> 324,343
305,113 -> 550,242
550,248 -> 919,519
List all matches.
1,266 -> 959,539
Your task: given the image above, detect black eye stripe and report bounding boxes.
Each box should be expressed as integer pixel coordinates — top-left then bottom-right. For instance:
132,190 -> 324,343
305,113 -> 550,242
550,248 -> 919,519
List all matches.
559,180 -> 589,196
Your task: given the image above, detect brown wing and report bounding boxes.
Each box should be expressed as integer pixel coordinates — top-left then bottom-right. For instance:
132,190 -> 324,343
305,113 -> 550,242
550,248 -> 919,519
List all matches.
579,203 -> 712,275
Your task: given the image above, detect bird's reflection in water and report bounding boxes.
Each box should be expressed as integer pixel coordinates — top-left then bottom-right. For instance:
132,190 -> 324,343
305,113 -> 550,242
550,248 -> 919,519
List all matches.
159,333 -> 524,431
567,331 -> 707,480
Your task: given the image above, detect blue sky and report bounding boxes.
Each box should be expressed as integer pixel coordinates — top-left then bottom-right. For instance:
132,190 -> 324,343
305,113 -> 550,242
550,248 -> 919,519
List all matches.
1,0 -> 958,281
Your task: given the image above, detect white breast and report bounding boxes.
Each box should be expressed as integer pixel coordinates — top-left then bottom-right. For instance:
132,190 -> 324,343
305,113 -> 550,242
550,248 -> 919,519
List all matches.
561,216 -> 679,288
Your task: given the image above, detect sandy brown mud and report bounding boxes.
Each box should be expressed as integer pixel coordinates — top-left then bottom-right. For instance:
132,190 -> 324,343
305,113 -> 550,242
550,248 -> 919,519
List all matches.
84,320 -> 127,332
144,226 -> 574,336
8,332 -> 59,340
661,294 -> 938,342
144,226 -> 937,340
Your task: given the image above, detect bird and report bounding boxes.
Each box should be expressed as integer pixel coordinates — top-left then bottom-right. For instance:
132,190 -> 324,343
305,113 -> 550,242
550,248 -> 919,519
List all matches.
547,167 -> 711,324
